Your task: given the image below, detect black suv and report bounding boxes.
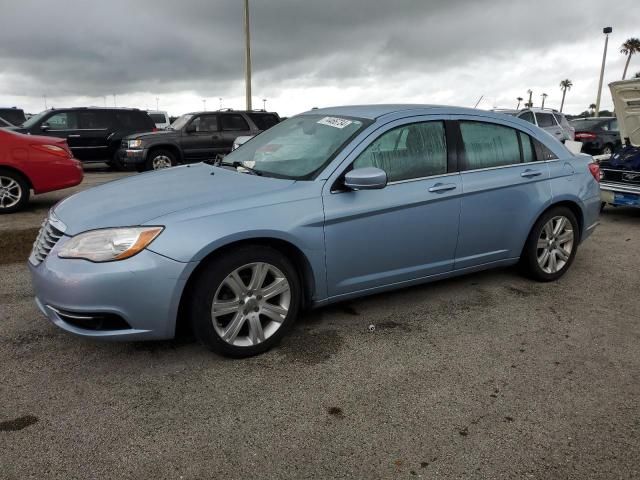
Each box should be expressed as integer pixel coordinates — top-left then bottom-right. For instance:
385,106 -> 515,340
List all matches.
119,110 -> 280,171
0,107 -> 27,126
11,107 -> 156,168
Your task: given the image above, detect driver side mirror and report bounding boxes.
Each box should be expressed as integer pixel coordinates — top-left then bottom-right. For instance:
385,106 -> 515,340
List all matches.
40,123 -> 51,132
344,167 -> 387,190
185,124 -> 196,134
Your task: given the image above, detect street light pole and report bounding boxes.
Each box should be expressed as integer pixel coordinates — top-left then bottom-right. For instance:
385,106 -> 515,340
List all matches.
262,98 -> 266,111
595,27 -> 612,118
244,0 -> 252,111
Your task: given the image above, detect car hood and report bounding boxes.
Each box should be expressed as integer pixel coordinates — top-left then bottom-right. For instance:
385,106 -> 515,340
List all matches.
609,79 -> 640,147
125,129 -> 178,141
53,163 -> 296,235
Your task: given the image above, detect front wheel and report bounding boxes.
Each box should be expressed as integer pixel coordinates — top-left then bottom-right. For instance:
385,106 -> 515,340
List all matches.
145,149 -> 176,171
520,207 -> 579,282
190,246 -> 302,357
0,169 -> 30,214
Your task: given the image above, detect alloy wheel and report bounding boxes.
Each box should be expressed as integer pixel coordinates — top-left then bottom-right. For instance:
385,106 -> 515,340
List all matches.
151,155 -> 173,170
211,262 -> 291,347
0,176 -> 22,209
536,216 -> 574,274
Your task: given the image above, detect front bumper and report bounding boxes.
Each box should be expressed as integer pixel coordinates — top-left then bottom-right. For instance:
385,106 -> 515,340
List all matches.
118,147 -> 147,166
600,182 -> 640,208
28,236 -> 197,341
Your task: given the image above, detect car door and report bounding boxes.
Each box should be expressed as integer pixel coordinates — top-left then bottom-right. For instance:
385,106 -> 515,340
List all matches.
322,118 -> 462,298
219,113 -> 254,153
454,118 -> 552,269
180,114 -> 221,161
76,110 -> 112,160
38,111 -> 84,158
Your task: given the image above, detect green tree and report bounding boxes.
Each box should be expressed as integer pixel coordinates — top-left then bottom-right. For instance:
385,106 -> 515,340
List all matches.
589,103 -> 597,116
621,38 -> 640,80
559,79 -> 573,112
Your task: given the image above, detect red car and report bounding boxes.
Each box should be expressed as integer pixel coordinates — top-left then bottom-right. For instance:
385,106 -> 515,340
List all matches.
0,129 -> 83,213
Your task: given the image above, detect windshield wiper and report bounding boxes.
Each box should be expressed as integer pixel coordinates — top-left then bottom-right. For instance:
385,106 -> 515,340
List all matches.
210,156 -> 262,176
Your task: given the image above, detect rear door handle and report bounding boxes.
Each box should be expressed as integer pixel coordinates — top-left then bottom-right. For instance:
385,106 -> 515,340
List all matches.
521,169 -> 542,178
428,183 -> 457,193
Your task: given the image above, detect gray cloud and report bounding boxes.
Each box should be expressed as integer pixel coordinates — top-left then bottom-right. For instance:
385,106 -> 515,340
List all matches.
0,0 -> 638,113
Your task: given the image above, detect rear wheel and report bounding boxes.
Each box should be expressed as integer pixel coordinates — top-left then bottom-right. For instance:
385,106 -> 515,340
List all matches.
0,169 -> 30,214
521,206 -> 579,282
145,149 -> 176,171
190,246 -> 301,357
108,151 -> 126,171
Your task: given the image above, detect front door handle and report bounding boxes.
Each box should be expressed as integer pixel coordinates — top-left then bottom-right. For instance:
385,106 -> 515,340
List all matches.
67,134 -> 81,138
521,169 -> 542,178
428,183 -> 457,193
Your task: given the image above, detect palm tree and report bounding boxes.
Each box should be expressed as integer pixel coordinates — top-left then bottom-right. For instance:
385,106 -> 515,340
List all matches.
559,79 -> 572,112
516,97 -> 523,109
589,103 -> 597,116
541,93 -> 548,109
621,38 -> 640,80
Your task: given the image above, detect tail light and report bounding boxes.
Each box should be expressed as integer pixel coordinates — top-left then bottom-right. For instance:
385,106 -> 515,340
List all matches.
588,162 -> 602,183
31,144 -> 71,158
575,132 -> 597,140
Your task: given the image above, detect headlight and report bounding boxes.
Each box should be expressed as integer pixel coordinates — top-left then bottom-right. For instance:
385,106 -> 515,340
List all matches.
58,227 -> 163,262
128,139 -> 144,149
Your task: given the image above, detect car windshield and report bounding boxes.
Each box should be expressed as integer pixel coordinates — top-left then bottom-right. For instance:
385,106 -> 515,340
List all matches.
570,119 -> 605,130
21,110 -> 49,128
170,114 -> 193,130
222,114 -> 369,180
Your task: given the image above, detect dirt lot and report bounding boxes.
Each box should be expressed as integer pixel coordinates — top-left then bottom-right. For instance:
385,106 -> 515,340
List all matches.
1,170 -> 639,479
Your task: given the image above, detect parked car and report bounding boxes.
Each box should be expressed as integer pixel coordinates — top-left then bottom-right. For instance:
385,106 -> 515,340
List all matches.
599,79 -> 640,208
119,110 -> 280,171
29,105 -> 600,357
0,129 -> 83,213
146,110 -> 171,130
570,117 -> 621,155
10,108 -> 156,169
497,108 -> 575,142
0,116 -> 13,128
0,107 -> 27,126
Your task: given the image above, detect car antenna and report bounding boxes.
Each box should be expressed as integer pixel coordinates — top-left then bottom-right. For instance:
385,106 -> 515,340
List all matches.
473,95 -> 484,109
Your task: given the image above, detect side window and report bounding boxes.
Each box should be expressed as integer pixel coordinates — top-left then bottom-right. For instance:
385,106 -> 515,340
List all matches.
221,114 -> 250,131
190,115 -> 218,132
519,111 -> 535,124
518,131 -> 535,163
609,119 -> 618,131
536,113 -> 555,128
533,139 -> 558,161
247,113 -> 279,130
78,111 -> 111,129
353,121 -> 447,182
44,112 -> 78,130
459,121 -> 521,169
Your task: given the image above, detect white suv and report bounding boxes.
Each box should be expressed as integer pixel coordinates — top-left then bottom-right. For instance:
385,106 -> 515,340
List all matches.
497,108 -> 575,142
146,110 -> 171,130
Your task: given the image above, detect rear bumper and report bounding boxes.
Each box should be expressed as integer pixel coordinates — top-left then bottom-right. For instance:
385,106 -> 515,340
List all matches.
600,182 -> 640,207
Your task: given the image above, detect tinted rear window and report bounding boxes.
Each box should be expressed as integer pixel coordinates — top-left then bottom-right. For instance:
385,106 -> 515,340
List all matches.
149,113 -> 167,123
115,110 -> 155,130
536,113 -> 556,128
221,114 -> 250,131
0,109 -> 26,125
247,113 -> 279,130
518,111 -> 535,124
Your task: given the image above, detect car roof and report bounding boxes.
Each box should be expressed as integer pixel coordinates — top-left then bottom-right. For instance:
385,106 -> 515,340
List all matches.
43,107 -> 142,112
300,104 -> 507,120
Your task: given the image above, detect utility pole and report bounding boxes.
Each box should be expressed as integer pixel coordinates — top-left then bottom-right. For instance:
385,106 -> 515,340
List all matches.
202,99 -> 207,111
262,98 -> 267,111
156,97 -> 159,111
219,97 -> 223,110
244,0 -> 252,110
595,27 -> 612,118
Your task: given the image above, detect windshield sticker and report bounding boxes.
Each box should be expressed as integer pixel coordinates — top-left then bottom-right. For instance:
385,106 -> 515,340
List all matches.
317,117 -> 353,129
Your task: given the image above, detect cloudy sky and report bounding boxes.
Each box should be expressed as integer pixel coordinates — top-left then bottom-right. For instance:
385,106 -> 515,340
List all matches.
1,0 -> 639,117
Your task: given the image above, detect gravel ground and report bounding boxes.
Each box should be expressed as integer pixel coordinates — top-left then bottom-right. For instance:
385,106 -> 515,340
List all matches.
0,185 -> 639,479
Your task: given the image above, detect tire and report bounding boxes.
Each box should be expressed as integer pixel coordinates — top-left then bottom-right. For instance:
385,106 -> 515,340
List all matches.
0,169 -> 30,214
520,206 -> 579,282
109,152 -> 126,171
602,144 -> 614,156
145,149 -> 176,171
190,245 -> 302,357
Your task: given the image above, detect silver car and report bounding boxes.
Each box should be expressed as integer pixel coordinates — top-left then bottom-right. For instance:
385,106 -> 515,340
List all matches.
497,108 -> 575,142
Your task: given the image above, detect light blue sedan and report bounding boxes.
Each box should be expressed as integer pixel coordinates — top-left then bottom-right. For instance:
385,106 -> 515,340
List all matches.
29,105 -> 601,357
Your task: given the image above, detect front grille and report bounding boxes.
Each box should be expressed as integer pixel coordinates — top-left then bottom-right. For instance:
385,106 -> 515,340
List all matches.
29,218 -> 64,265
601,168 -> 640,184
